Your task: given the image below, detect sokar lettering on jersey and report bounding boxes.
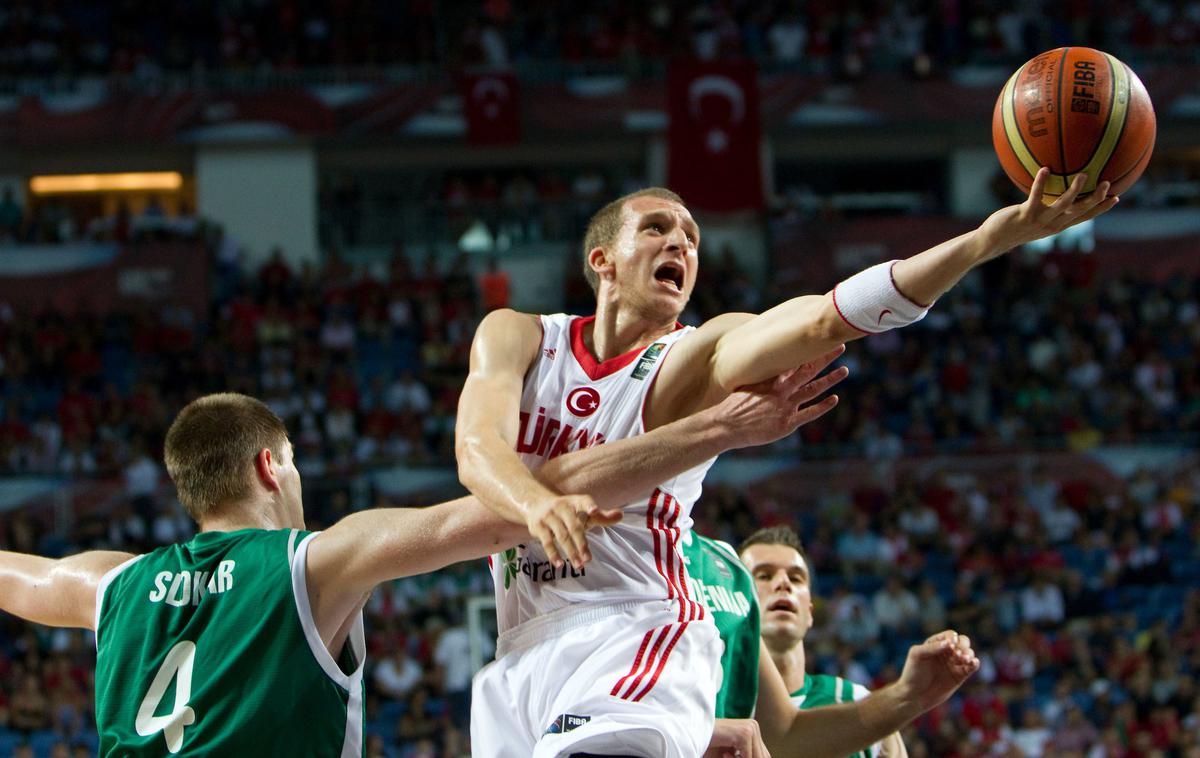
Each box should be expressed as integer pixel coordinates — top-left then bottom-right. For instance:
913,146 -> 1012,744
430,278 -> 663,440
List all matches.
515,405 -> 607,461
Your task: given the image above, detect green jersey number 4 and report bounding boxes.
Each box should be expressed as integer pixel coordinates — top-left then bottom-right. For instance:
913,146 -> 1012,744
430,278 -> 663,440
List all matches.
135,640 -> 198,753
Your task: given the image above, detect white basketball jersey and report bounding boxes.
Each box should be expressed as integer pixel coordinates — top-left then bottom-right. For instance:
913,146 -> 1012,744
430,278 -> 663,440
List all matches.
488,314 -> 716,635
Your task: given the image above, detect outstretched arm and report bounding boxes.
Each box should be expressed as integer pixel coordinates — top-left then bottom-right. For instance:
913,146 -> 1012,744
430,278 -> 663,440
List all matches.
0,550 -> 135,630
704,170 -> 1116,393
755,632 -> 978,758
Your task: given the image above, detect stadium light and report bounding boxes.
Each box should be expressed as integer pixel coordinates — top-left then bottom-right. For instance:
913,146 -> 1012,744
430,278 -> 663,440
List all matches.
29,172 -> 184,194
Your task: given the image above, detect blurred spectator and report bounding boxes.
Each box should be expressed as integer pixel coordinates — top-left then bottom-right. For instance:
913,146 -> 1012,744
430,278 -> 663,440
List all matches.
373,647 -> 423,702
479,257 -> 511,312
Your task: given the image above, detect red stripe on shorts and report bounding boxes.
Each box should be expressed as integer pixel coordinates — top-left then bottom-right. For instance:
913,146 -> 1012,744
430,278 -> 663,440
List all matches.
618,623 -> 675,700
631,621 -> 690,702
610,627 -> 657,697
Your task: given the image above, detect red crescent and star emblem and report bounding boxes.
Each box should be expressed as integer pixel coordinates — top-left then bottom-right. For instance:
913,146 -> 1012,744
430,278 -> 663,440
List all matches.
566,387 -> 601,418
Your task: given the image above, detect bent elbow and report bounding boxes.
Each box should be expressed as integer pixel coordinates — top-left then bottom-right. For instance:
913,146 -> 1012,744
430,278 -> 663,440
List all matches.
455,433 -> 496,493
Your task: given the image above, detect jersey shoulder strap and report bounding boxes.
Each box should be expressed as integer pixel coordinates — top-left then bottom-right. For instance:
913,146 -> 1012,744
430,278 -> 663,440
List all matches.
94,553 -> 145,634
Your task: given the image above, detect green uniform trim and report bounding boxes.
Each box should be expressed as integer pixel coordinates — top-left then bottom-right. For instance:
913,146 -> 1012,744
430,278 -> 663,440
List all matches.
95,528 -> 366,756
790,673 -> 877,758
680,532 -> 760,718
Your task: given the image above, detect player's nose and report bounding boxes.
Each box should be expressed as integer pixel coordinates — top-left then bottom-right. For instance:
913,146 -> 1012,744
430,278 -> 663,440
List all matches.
662,224 -> 687,250
771,570 -> 792,590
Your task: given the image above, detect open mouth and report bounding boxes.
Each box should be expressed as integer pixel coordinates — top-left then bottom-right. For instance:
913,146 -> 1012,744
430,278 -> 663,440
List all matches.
767,597 -> 798,613
654,262 -> 684,292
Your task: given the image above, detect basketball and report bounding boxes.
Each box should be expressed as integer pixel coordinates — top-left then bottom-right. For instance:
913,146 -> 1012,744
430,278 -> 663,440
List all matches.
992,47 -> 1156,198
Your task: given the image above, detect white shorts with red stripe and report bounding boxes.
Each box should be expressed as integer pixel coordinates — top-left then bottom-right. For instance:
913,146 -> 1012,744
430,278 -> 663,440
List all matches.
471,598 -> 722,758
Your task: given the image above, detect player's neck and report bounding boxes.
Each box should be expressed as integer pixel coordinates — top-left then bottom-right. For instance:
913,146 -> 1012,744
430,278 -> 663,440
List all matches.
590,299 -> 677,361
769,639 -> 807,694
199,497 -> 296,533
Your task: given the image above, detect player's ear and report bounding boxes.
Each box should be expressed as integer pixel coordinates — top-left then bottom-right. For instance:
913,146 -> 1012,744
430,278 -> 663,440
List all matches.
254,447 -> 282,493
587,246 -> 615,283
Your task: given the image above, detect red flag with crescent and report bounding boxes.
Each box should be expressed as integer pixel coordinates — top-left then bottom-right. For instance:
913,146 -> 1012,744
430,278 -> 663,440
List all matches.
667,61 -> 764,211
462,71 -> 521,144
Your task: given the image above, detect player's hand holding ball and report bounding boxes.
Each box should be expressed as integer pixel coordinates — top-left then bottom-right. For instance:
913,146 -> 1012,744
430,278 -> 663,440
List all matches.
975,168 -> 1117,257
973,46 -> 1155,260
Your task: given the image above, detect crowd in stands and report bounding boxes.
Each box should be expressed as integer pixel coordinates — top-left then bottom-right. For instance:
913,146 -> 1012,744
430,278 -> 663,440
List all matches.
695,456 -> 1200,757
1,0 -> 1197,82
1,207 -> 1198,479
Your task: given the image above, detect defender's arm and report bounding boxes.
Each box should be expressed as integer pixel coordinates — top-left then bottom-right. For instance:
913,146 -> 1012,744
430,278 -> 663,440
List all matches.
755,632 -> 978,758
706,170 -> 1115,391
0,550 -> 135,630
537,346 -> 847,508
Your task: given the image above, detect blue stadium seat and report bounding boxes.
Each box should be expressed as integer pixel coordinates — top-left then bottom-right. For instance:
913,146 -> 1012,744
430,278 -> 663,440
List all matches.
30,730 -> 62,758
0,733 -> 20,757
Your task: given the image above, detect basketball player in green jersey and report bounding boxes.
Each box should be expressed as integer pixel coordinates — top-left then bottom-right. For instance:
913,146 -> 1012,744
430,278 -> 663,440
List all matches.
0,362 -> 846,756
738,526 -> 911,758
681,524 -> 977,757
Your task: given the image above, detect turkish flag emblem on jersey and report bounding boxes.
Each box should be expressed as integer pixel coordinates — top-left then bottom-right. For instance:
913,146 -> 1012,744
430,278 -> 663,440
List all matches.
462,71 -> 521,144
667,61 -> 764,212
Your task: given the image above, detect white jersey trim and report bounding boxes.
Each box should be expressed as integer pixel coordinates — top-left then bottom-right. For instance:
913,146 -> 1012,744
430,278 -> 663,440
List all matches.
93,553 -> 145,641
289,532 -> 366,758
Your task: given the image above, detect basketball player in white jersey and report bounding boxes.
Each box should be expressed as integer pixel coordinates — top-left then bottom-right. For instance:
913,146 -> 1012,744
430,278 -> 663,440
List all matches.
458,169 -> 1115,757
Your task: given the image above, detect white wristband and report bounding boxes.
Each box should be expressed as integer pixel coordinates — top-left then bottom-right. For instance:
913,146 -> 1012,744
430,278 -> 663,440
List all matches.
832,261 -> 931,334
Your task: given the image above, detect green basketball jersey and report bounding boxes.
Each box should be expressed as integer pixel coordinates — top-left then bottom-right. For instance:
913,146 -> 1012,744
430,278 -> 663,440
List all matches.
680,531 -> 760,718
790,674 -> 876,758
95,528 -> 366,757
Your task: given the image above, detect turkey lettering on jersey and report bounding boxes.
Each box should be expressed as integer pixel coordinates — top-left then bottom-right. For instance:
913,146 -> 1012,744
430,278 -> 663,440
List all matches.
515,405 -> 606,461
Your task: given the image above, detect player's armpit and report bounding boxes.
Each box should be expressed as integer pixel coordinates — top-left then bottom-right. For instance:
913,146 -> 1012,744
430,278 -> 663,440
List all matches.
0,549 -> 134,630
304,498 -> 525,645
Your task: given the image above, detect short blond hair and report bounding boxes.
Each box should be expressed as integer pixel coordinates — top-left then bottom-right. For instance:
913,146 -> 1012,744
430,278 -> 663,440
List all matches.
581,187 -> 685,293
164,393 -> 288,521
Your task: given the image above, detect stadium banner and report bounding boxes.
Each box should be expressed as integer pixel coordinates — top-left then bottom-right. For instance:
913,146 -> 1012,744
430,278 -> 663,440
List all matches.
668,60 -> 764,212
0,242 -> 208,315
461,71 -> 521,144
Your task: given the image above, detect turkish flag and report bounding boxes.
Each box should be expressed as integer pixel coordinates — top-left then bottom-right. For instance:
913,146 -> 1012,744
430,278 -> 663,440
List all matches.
462,71 -> 521,144
667,61 -> 764,212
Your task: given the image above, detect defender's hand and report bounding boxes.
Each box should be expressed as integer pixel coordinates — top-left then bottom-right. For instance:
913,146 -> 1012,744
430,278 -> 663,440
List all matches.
525,494 -> 620,569
976,168 -> 1118,258
896,630 -> 980,713
712,344 -> 849,450
705,718 -> 771,758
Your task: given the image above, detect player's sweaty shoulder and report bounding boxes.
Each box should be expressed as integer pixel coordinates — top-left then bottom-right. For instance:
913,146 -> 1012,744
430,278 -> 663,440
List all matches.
473,308 -> 543,372
646,312 -> 755,427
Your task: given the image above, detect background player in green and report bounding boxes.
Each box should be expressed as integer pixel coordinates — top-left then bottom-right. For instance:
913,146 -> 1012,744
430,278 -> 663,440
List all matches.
682,523 -> 978,757
740,526 -> 909,757
0,373 -> 839,756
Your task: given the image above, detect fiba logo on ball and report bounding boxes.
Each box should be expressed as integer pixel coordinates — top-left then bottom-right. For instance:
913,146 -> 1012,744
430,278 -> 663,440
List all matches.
566,387 -> 601,418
